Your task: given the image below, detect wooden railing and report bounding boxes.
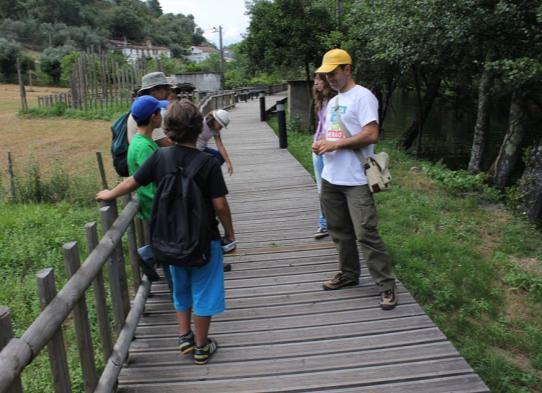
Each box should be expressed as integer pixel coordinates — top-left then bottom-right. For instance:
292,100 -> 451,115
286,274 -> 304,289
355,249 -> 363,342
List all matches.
199,90 -> 237,115
0,197 -> 150,393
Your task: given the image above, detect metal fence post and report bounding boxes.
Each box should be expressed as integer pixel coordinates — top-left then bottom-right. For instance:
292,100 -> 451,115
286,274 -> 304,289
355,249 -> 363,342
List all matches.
277,101 -> 287,149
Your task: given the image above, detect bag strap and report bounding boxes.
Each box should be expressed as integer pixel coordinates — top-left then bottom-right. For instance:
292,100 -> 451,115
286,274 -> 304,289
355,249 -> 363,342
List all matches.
183,152 -> 210,179
333,96 -> 366,164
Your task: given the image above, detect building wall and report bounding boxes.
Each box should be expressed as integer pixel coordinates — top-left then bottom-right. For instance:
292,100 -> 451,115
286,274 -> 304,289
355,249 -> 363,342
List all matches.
171,73 -> 222,92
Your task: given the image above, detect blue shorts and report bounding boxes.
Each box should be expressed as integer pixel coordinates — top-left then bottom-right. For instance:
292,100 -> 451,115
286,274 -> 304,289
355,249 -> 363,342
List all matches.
169,240 -> 225,317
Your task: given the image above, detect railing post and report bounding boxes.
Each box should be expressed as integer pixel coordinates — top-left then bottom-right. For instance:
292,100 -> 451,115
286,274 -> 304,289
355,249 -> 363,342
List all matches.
36,269 -> 71,393
99,205 -> 128,331
63,242 -> 98,393
259,92 -> 266,122
84,222 -> 113,364
106,204 -> 130,310
277,101 -> 287,149
0,307 -> 24,393
121,195 -> 142,292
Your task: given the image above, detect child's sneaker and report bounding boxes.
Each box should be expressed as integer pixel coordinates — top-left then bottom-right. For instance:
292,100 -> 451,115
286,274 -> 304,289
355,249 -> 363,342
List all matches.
193,338 -> 218,365
221,237 -> 237,253
178,331 -> 195,354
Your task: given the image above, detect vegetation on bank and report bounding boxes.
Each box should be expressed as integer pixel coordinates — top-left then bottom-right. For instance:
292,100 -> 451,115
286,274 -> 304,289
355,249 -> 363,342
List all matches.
267,116 -> 542,393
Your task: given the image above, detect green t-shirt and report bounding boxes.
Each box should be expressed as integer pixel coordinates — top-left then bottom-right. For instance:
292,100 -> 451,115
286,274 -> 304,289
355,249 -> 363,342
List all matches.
127,133 -> 159,221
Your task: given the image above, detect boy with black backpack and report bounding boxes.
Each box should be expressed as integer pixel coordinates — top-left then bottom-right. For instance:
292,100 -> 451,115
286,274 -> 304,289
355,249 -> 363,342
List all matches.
96,99 -> 234,365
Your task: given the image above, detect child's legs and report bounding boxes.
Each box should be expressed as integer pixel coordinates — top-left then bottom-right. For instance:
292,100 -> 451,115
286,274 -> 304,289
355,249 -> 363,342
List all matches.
191,240 -> 226,341
204,147 -> 225,165
194,316 -> 211,347
169,265 -> 193,327
176,309 -> 191,336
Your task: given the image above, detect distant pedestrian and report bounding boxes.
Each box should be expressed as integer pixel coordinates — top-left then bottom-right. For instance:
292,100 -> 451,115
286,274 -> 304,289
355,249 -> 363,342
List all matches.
312,73 -> 336,240
312,49 -> 398,310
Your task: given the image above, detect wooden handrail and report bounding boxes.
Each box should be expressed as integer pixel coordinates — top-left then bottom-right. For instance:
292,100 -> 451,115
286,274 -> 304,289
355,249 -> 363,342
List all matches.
0,199 -> 140,392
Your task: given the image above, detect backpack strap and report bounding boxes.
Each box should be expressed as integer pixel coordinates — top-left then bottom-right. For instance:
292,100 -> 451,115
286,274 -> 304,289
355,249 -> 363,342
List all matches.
184,152 -> 211,179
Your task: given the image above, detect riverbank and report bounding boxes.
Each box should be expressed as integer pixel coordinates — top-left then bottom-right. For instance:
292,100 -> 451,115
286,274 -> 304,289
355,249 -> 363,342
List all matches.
267,116 -> 542,393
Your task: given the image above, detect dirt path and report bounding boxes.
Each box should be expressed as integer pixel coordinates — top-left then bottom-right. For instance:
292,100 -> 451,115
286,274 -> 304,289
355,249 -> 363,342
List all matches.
0,84 -> 118,181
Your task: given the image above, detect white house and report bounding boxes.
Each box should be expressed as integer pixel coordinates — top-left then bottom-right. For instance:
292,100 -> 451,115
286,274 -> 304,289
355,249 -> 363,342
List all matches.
109,39 -> 171,63
185,46 -> 219,63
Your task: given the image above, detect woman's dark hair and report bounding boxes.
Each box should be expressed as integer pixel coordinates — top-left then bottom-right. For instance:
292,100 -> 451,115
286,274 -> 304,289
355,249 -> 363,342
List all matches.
163,99 -> 203,144
313,73 -> 336,112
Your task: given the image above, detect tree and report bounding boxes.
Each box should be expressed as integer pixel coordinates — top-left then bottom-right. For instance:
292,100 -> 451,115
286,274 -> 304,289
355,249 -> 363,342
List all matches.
39,45 -> 75,84
242,0 -> 334,80
108,6 -> 147,42
147,0 -> 162,17
0,38 -> 21,80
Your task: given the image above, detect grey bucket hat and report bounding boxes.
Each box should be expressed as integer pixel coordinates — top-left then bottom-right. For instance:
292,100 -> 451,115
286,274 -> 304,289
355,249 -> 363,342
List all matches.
138,72 -> 174,92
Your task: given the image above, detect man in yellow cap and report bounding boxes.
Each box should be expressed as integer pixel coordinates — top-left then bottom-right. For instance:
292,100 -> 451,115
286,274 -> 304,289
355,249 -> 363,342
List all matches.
312,48 -> 397,310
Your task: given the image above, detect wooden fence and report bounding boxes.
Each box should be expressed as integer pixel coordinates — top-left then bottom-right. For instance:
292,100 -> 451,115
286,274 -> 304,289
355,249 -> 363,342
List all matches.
0,197 -> 149,393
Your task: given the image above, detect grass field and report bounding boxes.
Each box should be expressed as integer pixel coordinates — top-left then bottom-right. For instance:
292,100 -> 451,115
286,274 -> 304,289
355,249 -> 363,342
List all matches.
0,83 -> 119,182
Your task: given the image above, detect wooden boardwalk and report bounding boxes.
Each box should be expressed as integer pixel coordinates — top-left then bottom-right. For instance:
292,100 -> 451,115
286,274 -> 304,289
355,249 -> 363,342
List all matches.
117,96 -> 489,392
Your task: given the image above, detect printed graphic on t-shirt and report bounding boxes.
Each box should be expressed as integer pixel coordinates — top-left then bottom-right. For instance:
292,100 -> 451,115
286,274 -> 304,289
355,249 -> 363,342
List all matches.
326,104 -> 347,141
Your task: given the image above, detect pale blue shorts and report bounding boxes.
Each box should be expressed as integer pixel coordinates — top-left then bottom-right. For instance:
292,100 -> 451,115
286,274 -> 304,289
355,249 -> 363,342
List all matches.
169,240 -> 226,317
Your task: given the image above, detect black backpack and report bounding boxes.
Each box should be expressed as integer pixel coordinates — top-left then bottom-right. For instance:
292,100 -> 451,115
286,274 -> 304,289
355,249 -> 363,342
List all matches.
110,111 -> 131,177
150,151 -> 212,267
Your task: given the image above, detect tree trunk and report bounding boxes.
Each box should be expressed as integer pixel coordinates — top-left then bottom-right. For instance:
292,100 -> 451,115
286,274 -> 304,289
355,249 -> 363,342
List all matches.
517,141 -> 542,223
399,76 -> 441,150
468,52 -> 494,174
489,91 -> 527,188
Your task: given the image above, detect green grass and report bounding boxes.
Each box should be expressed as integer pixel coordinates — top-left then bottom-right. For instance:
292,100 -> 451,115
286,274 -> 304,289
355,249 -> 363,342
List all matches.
268,116 -> 542,392
0,203 -> 107,392
19,102 -> 129,121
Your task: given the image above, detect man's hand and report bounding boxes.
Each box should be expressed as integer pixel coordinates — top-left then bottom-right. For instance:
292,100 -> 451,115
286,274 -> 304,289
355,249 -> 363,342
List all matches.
312,140 -> 340,155
96,190 -> 115,202
226,160 -> 233,176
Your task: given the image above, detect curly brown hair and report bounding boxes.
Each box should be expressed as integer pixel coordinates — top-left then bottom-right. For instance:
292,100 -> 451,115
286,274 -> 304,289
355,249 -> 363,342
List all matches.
163,99 -> 203,144
313,73 -> 336,112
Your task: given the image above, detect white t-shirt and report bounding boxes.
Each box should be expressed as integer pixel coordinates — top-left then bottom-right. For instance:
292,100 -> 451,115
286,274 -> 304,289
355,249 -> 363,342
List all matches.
127,113 -> 167,143
196,121 -> 219,151
321,85 -> 379,186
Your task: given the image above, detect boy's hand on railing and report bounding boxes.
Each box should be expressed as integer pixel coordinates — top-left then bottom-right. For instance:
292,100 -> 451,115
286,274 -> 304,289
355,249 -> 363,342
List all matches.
96,190 -> 114,202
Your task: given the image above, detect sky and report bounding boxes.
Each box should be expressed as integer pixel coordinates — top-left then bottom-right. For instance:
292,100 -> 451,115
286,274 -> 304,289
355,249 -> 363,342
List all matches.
160,0 -> 250,47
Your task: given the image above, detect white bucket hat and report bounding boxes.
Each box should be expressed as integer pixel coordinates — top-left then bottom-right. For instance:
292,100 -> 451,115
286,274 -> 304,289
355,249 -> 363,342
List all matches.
212,109 -> 230,128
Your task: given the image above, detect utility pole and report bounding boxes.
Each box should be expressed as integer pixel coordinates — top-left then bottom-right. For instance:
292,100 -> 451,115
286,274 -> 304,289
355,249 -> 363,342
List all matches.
218,25 -> 225,90
212,25 -> 225,90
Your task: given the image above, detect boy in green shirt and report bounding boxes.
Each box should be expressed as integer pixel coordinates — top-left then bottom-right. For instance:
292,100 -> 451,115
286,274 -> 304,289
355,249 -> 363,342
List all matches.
128,96 -> 167,282
128,96 -> 165,220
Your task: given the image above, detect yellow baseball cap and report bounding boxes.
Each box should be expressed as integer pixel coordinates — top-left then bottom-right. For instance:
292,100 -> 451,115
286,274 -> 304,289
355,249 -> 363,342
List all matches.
315,49 -> 352,73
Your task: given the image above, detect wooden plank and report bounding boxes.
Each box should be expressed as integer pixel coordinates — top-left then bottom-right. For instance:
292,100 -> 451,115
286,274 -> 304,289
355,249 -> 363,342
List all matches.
117,358 -> 475,392
120,342 -> 459,383
135,304 -> 425,337
140,293 -> 415,324
130,315 -> 435,350
123,327 -> 446,366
